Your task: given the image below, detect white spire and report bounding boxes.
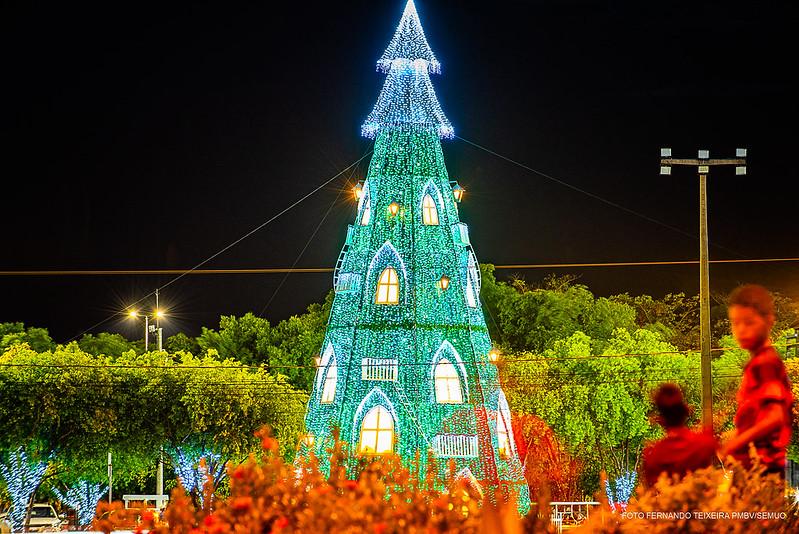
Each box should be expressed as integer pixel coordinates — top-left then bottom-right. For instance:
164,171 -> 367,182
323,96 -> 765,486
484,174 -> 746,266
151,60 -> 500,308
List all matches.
377,0 -> 440,74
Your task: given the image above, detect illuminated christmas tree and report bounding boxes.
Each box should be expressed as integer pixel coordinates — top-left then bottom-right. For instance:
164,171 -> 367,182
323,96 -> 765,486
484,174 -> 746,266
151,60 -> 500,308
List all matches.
303,0 -> 529,509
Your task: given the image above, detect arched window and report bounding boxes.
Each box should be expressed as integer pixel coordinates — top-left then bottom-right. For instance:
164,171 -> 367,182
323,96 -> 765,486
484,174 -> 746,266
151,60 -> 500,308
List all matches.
358,406 -> 394,454
465,276 -> 477,308
375,267 -> 399,305
497,393 -> 514,459
422,194 -> 439,225
434,358 -> 463,404
358,185 -> 371,226
321,361 -> 337,404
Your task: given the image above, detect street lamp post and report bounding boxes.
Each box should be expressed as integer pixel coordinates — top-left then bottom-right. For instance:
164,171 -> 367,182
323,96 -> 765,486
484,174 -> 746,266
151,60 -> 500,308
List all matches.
127,293 -> 166,497
659,147 -> 747,430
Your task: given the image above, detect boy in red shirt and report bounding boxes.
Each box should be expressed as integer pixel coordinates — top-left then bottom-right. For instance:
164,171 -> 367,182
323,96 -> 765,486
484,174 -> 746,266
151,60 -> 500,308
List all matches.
642,383 -> 718,486
720,284 -> 793,476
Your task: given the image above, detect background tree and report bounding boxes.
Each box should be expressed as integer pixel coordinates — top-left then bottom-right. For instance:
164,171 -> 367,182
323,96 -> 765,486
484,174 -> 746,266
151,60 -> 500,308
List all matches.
77,332 -> 138,358
500,328 -> 697,494
0,322 -> 55,353
0,344 -> 308,514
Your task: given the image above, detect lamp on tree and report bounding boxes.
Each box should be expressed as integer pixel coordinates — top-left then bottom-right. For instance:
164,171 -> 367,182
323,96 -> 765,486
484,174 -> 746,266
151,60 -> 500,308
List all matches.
388,201 -> 400,217
488,349 -> 500,363
452,183 -> 464,203
354,182 -> 364,200
437,275 -> 451,291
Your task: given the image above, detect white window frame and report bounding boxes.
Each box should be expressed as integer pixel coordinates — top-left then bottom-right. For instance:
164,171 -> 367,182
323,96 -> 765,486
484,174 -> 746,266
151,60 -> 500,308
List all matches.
358,406 -> 394,455
497,392 -> 515,459
358,184 -> 371,226
433,434 -> 478,458
422,193 -> 439,225
375,266 -> 399,305
434,358 -> 463,404
362,358 -> 398,381
321,361 -> 337,404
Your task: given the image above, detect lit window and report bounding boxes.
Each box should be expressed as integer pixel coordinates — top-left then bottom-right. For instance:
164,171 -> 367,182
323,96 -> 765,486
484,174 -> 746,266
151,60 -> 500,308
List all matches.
375,267 -> 399,305
358,406 -> 394,454
321,362 -> 337,404
360,198 -> 371,226
434,358 -> 463,404
497,394 -> 513,459
358,185 -> 371,226
465,276 -> 477,308
422,194 -> 439,225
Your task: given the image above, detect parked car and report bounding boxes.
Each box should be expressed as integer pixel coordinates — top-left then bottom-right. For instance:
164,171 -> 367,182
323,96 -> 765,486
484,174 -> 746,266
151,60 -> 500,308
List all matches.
26,503 -> 64,532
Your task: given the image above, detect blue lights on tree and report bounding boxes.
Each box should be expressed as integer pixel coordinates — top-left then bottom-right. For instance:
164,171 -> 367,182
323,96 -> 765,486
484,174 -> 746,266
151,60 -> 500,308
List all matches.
52,480 -> 107,527
171,447 -> 226,505
0,448 -> 48,532
605,470 -> 637,511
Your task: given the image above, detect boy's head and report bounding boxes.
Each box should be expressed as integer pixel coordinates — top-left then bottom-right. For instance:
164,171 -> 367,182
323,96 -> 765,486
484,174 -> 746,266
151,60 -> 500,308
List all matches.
727,284 -> 775,351
653,383 -> 689,429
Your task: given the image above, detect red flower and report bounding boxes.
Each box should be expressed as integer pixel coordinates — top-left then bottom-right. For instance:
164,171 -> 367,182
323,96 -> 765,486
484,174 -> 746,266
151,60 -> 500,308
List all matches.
262,437 -> 279,452
374,522 -> 388,534
345,480 -> 358,490
203,514 -> 217,526
274,516 -> 290,529
232,466 -> 247,480
141,510 -> 154,522
231,496 -> 253,512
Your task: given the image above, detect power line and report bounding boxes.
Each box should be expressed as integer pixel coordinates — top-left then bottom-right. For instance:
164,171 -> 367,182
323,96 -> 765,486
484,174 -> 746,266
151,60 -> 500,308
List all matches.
56,151 -> 373,343
2,256 -> 798,277
455,135 -> 744,258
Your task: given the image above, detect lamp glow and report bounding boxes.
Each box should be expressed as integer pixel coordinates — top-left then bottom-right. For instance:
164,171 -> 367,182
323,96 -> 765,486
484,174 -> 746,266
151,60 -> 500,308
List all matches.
438,275 -> 450,291
354,182 -> 364,200
452,184 -> 464,202
388,201 -> 400,216
488,349 -> 500,363
128,310 -> 138,318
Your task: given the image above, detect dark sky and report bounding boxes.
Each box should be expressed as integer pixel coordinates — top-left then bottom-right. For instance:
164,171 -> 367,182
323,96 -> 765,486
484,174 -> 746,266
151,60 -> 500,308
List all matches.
2,0 -> 797,342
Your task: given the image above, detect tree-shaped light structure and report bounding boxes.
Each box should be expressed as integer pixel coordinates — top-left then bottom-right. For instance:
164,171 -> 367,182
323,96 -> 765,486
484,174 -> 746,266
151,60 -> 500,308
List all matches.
52,480 -> 107,527
0,448 -> 48,531
303,0 -> 529,511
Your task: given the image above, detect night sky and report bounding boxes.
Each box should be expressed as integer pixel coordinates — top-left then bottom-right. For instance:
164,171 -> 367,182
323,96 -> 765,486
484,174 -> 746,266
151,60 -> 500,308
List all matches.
2,0 -> 797,342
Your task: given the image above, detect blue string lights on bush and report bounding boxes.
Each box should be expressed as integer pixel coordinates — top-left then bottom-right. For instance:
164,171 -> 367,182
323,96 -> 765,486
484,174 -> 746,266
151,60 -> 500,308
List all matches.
52,480 -> 107,527
171,447 -> 226,504
0,448 -> 48,531
605,471 -> 637,511
362,0 -> 453,139
303,0 -> 529,513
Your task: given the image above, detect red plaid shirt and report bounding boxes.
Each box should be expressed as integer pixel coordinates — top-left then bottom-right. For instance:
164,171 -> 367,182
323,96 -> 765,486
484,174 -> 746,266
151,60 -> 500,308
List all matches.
733,345 -> 793,470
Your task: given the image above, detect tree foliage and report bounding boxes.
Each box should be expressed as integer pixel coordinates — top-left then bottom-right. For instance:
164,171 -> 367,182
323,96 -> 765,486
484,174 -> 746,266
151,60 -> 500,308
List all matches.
501,328 -> 696,482
0,322 -> 55,353
0,345 -> 308,502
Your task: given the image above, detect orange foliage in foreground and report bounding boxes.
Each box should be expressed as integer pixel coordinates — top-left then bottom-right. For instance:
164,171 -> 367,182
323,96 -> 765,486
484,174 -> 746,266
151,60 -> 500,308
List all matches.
93,429 -> 550,534
93,429 -> 799,534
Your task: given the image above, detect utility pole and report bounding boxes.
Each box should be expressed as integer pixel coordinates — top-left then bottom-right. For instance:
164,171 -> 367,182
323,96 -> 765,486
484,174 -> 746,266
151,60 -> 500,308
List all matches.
787,332 -> 799,359
660,148 -> 747,430
155,288 -> 163,351
108,452 -> 113,504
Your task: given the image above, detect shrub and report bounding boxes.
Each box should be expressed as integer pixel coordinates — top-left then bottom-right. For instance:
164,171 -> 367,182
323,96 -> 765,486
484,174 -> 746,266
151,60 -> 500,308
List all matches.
576,459 -> 799,533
